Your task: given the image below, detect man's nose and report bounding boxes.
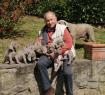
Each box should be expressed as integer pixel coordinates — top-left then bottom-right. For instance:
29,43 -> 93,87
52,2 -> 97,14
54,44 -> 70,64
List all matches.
49,20 -> 52,24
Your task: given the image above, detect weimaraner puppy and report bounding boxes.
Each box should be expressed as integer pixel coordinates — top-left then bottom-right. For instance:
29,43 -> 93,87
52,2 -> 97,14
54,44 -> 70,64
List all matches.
3,41 -> 17,64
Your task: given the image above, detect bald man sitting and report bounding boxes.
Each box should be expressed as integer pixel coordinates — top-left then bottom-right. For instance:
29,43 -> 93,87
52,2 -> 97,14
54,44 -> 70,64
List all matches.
34,11 -> 74,95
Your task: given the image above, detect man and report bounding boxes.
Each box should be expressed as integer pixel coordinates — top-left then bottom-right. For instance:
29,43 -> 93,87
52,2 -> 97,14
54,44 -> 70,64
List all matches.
34,11 -> 74,95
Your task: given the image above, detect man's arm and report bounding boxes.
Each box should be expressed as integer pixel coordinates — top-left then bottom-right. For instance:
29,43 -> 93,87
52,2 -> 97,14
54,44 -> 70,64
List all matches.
60,28 -> 73,54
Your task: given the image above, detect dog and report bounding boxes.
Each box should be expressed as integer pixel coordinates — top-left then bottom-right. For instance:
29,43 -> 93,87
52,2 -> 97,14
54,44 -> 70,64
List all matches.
25,43 -> 36,63
14,42 -> 38,64
14,48 -> 28,64
58,20 -> 96,45
3,41 -> 17,64
34,39 -> 48,54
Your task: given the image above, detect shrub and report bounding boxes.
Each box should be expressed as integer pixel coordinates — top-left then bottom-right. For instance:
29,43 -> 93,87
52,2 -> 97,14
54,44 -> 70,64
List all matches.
0,0 -> 24,38
25,0 -> 105,24
0,17 -> 15,34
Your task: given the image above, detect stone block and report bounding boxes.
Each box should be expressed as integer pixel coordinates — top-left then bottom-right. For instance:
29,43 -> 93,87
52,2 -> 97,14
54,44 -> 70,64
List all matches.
0,68 -> 17,90
84,42 -> 105,60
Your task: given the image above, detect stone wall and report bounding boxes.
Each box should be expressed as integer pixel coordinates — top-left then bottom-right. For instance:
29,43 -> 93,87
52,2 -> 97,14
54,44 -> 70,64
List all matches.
73,59 -> 105,95
0,64 -> 38,95
0,59 -> 105,95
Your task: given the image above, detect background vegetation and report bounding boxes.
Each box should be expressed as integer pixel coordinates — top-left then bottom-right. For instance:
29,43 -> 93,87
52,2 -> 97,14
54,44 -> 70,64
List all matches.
25,0 -> 105,24
0,16 -> 105,63
0,0 -> 105,63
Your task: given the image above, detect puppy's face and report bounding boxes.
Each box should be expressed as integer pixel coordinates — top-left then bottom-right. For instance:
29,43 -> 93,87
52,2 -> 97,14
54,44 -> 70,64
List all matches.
27,51 -> 36,62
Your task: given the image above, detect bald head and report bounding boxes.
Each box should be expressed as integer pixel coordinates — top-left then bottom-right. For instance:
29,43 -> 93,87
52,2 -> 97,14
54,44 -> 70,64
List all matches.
43,11 -> 57,28
44,11 -> 56,19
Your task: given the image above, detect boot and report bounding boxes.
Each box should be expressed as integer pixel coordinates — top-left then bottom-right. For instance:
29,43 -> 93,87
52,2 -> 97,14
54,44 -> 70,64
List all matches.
43,87 -> 54,95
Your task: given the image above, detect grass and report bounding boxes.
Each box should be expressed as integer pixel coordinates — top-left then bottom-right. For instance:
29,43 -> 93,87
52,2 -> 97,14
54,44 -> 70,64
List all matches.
95,28 -> 105,44
0,15 -> 105,63
0,16 -> 44,63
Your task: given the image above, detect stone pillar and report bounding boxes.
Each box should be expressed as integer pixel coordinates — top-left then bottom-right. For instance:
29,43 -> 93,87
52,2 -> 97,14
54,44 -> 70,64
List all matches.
84,42 -> 105,60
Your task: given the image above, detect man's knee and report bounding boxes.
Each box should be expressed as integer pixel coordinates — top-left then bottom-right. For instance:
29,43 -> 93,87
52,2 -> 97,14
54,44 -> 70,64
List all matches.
37,59 -> 46,67
36,56 -> 51,68
64,68 -> 72,77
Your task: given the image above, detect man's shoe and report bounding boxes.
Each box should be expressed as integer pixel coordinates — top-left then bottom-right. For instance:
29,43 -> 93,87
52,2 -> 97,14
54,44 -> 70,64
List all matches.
44,87 -> 54,95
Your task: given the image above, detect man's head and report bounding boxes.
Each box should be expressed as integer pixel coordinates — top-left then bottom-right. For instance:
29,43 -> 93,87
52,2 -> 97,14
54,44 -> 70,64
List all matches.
43,11 -> 57,28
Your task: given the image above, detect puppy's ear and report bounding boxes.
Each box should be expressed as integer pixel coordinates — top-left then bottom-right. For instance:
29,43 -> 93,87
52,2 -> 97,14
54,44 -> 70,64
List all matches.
9,41 -> 18,50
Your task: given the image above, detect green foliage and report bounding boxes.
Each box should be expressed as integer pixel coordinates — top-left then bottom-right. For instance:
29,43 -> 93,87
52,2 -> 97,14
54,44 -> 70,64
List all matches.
25,0 -> 69,18
0,17 -> 15,35
0,0 -> 24,37
25,0 -> 105,24
0,16 -> 105,63
69,0 -> 105,23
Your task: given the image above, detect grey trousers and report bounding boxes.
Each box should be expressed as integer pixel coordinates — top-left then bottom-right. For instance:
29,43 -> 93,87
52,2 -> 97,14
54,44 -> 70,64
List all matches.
34,55 -> 73,95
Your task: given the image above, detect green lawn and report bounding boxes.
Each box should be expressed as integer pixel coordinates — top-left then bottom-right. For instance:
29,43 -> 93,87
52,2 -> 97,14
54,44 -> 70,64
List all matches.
0,15 -> 105,63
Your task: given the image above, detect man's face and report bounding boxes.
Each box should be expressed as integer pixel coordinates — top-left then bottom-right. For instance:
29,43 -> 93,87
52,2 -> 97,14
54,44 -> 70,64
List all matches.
44,13 -> 57,28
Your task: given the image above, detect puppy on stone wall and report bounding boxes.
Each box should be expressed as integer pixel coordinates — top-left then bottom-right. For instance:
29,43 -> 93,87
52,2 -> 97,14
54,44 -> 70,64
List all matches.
14,48 -> 28,64
4,42 -> 37,64
58,20 -> 96,45
14,44 -> 36,64
24,43 -> 36,63
3,41 -> 17,64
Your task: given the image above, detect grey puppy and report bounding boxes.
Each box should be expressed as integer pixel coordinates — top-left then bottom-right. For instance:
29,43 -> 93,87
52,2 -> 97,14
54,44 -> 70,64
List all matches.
14,48 -> 28,64
3,41 -> 17,64
58,20 -> 96,45
15,43 -> 37,64
34,40 -> 48,54
25,44 -> 36,63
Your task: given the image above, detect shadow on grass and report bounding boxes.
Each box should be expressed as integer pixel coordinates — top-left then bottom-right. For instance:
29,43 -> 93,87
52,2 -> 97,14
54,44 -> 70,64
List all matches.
75,43 -> 84,49
0,30 -> 27,39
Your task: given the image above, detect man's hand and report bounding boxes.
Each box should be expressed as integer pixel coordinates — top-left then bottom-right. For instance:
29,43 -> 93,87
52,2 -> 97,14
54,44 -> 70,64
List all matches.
46,52 -> 55,60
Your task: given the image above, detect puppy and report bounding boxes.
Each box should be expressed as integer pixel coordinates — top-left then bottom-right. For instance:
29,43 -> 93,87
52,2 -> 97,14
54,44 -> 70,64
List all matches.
25,44 -> 36,63
34,40 -> 47,54
14,47 -> 28,64
3,41 -> 17,64
15,43 -> 37,64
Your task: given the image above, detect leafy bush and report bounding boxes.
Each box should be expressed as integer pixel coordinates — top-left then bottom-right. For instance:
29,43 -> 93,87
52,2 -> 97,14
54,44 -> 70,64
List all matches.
0,17 -> 15,36
69,0 -> 105,24
0,0 -> 24,37
25,0 -> 105,24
